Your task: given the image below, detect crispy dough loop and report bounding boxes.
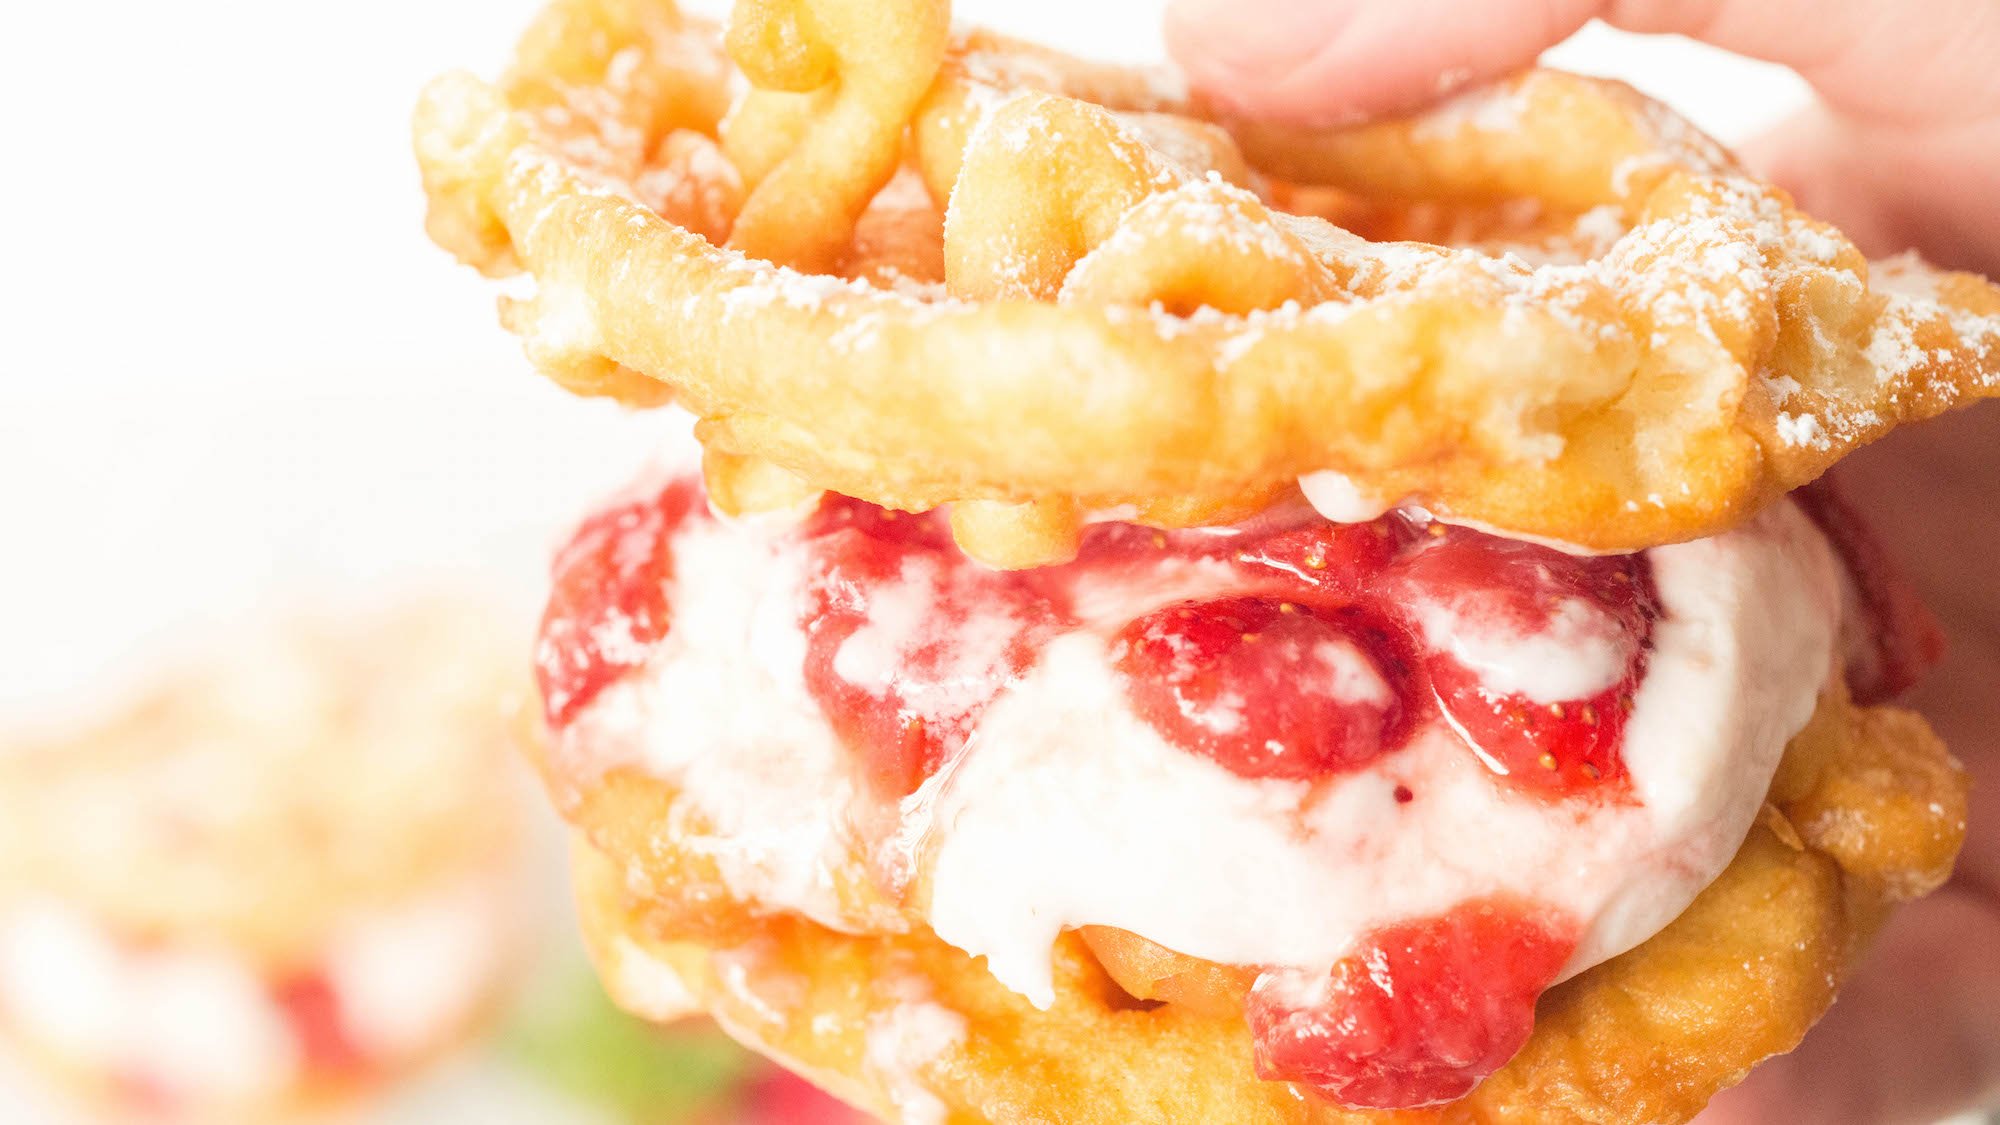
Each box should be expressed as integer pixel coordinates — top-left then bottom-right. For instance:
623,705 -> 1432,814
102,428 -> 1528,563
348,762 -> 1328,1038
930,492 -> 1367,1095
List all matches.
721,0 -> 949,271
948,498 -> 1083,569
415,0 -> 2000,557
635,129 -> 744,246
1058,181 -> 1346,314
499,289 -> 676,405
941,93 -> 1167,301
943,95 -> 1334,316
701,446 -> 823,516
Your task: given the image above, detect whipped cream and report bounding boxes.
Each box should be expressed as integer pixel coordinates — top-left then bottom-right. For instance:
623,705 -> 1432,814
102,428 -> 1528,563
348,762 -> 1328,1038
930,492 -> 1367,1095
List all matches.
1298,469 -> 1394,525
558,513 -> 885,934
1409,593 -> 1634,703
931,501 -> 1836,1001
563,497 -> 1840,1009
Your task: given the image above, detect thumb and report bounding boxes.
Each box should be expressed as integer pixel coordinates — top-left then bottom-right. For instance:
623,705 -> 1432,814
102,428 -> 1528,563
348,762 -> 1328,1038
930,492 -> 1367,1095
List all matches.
1166,0 -> 2000,273
1164,0 -> 1598,124
1167,0 -> 2000,126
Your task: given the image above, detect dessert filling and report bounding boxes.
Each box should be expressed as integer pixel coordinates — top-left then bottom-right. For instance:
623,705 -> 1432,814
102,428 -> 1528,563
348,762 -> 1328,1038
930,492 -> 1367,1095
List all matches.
541,470 -> 1841,1108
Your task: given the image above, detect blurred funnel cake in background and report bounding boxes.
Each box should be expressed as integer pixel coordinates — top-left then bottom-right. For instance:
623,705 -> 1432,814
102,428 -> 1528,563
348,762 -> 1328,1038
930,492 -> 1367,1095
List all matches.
0,602 -> 534,1120
412,0 -> 1990,1120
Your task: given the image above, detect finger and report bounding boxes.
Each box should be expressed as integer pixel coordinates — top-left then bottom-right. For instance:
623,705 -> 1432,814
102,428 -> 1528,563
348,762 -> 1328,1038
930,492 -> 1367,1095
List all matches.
1604,0 -> 2000,125
1166,0 -> 2000,126
1746,107 -> 2000,273
1695,889 -> 2000,1125
1164,0 -> 1597,123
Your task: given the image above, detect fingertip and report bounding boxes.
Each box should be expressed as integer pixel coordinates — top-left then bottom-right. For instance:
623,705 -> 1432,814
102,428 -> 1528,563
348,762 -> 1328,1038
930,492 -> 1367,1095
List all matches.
1167,0 -> 1600,125
1163,0 -> 1370,123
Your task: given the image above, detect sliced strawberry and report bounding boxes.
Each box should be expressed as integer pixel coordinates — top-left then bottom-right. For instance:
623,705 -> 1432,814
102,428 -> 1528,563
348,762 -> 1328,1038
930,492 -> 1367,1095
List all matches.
1112,596 -> 1416,781
1389,526 -> 1656,797
535,478 -> 704,728
799,497 -> 1064,795
1425,661 -> 1637,795
802,492 -> 956,558
1232,510 -> 1420,595
1247,898 -> 1577,1109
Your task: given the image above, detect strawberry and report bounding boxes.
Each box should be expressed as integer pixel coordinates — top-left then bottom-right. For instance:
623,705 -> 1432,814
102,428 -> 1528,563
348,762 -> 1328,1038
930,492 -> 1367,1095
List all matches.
1792,478 -> 1944,703
1389,527 -> 1655,797
741,1068 -> 873,1124
535,478 -> 703,728
1112,596 -> 1414,780
799,498 -> 1062,795
1248,898 -> 1576,1109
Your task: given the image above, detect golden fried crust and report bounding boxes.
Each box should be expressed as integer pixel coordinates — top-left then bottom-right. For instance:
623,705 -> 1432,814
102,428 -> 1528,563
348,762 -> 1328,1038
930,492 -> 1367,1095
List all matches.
559,683 -> 1965,1125
414,0 -> 2000,565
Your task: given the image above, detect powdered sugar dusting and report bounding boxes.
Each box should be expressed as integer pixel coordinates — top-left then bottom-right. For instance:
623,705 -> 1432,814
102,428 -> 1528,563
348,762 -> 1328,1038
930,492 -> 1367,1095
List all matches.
862,981 -> 966,1125
1775,411 -> 1826,450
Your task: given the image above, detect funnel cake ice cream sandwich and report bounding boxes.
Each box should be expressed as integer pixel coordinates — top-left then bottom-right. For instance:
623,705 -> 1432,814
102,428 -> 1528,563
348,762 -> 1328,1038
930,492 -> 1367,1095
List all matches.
414,0 -> 1994,1119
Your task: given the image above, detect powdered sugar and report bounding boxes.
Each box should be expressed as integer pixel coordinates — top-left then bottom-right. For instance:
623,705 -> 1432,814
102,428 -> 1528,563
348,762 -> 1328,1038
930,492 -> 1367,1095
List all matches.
1775,411 -> 1827,449
862,983 -> 966,1125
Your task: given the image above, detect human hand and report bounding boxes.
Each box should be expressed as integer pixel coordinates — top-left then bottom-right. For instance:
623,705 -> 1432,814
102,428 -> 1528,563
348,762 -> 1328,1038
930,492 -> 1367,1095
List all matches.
1163,2 -> 2000,1121
1167,0 -> 2000,275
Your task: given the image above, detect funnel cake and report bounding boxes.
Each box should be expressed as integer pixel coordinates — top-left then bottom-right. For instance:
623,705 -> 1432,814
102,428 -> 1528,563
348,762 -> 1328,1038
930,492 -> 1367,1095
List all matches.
0,605 -> 531,1119
415,0 -> 1980,1120
416,0 -> 2000,565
